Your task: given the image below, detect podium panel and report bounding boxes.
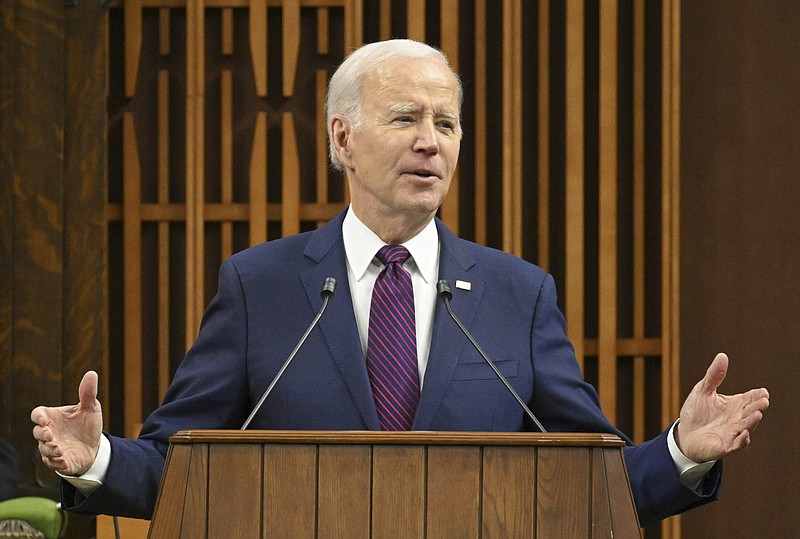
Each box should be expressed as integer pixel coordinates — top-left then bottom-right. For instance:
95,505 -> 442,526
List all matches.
148,431 -> 641,538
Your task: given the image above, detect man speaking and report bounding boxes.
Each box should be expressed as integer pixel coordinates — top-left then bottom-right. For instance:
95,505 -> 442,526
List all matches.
31,39 -> 768,527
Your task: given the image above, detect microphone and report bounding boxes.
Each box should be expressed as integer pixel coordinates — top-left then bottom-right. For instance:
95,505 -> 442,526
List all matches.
437,279 -> 547,433
240,277 -> 337,430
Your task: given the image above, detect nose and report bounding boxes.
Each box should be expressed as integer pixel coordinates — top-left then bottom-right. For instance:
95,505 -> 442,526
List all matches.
413,118 -> 440,154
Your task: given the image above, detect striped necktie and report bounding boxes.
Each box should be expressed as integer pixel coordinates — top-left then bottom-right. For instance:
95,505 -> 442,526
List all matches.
367,245 -> 420,431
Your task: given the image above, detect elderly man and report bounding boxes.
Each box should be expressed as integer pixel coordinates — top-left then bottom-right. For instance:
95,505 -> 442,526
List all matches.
32,39 -> 768,526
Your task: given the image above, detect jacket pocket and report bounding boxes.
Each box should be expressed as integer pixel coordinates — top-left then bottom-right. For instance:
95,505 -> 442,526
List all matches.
450,358 -> 518,380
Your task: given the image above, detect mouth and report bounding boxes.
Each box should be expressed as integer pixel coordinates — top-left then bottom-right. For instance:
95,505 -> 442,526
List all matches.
405,169 -> 440,181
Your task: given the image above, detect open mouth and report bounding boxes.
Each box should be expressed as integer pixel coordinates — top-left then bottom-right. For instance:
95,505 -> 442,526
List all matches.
408,170 -> 439,180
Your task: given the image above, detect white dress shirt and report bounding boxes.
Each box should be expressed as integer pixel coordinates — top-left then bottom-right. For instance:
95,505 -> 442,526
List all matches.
342,207 -> 440,385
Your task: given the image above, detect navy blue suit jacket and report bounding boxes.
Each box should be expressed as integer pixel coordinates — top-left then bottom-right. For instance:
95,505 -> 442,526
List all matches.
64,210 -> 720,525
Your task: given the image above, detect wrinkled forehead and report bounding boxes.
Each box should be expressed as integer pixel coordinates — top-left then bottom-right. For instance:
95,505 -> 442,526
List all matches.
361,58 -> 461,114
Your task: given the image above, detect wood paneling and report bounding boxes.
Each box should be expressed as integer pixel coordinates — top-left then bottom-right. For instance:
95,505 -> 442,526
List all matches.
681,2 -> 800,538
148,431 -> 641,538
0,4 -> 107,533
0,1 -> 688,536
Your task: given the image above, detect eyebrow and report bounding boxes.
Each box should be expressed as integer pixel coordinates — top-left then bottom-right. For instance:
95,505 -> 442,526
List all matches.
387,104 -> 459,122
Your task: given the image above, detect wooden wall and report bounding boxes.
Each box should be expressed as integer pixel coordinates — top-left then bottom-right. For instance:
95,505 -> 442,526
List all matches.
680,1 -> 800,537
1,1 -> 694,537
0,0 -> 107,495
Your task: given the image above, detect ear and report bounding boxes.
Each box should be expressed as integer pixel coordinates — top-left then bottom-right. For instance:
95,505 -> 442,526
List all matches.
329,115 -> 354,168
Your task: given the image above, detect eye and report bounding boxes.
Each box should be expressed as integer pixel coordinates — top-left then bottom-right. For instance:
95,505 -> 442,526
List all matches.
437,119 -> 456,132
394,115 -> 415,124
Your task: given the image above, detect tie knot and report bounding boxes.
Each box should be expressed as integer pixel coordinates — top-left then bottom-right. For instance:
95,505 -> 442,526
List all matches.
377,245 -> 411,266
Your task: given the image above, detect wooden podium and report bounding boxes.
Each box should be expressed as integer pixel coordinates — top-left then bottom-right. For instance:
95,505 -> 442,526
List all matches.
148,430 -> 641,538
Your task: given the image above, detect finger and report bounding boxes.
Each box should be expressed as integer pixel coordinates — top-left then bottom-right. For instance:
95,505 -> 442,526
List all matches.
700,352 -> 729,394
32,425 -> 53,443
743,391 -> 770,413
39,442 -> 64,459
739,409 -> 764,432
731,429 -> 751,453
31,406 -> 48,426
41,453 -> 67,472
78,370 -> 99,411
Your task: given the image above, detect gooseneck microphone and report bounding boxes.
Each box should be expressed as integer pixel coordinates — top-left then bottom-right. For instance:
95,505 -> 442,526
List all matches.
240,277 -> 337,430
437,279 -> 547,433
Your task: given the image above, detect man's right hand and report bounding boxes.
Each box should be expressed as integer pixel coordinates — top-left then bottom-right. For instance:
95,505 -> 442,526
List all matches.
31,370 -> 103,476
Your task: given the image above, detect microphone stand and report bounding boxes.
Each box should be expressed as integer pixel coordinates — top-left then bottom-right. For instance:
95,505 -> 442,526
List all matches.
240,277 -> 337,430
437,279 -> 547,433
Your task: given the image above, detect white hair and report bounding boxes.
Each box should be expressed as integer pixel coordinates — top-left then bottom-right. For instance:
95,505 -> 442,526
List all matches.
325,39 -> 463,171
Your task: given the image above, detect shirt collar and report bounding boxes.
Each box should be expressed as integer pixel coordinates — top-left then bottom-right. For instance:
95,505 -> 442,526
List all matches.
342,205 -> 439,284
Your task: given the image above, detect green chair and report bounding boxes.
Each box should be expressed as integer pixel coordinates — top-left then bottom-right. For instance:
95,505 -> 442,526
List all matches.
0,497 -> 67,539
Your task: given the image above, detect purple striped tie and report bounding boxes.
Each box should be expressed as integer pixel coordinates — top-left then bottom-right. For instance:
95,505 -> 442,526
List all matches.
367,245 -> 420,431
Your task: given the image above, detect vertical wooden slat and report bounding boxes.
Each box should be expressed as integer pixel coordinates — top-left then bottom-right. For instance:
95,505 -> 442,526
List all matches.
379,0 -> 391,40
221,69 -> 234,259
283,0 -> 300,97
124,0 -> 142,97
536,447 -> 590,537
501,0 -> 523,257
317,8 -> 329,54
157,68 -> 171,402
537,0 -> 550,270
632,0 -> 647,444
407,0 -> 425,41
159,8 -> 170,56
316,69 -> 329,229
598,0 -> 619,421
249,0 -> 268,96
221,8 -> 233,56
121,0 -> 144,436
316,5 -> 331,230
427,446 -> 481,538
179,444 -> 209,538
345,0 -> 363,54
372,446 -> 425,537
661,1 -> 682,536
318,445 -> 371,538
662,0 -> 682,427
438,0 -> 459,233
282,112 -> 301,236
186,0 -> 205,344
249,113 -> 268,246
590,449 -> 614,534
147,444 -> 193,538
565,0 -> 585,370
221,3 -> 235,259
263,444 -> 318,537
208,445 -> 262,537
473,0 -> 487,245
122,113 -> 142,438
482,446 -> 536,536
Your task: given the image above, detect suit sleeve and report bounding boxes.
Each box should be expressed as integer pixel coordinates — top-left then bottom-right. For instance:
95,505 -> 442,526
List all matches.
60,258 -> 252,519
528,273 -> 721,526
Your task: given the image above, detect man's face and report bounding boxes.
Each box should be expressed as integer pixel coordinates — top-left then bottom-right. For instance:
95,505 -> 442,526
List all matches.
334,57 -> 461,228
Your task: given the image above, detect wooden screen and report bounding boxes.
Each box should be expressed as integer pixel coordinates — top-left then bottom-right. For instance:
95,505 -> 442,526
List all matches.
105,2 -> 681,535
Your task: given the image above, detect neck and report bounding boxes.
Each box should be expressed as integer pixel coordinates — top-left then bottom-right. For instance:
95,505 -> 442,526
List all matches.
350,204 -> 434,245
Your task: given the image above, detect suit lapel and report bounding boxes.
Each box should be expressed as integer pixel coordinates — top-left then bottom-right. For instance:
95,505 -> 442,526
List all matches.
300,210 -> 381,430
413,221 -> 482,430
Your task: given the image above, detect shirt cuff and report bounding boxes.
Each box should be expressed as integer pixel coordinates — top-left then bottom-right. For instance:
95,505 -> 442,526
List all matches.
667,421 -> 717,492
58,433 -> 111,496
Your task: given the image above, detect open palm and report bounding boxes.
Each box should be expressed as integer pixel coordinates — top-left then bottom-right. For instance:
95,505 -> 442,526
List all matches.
676,353 -> 769,463
31,371 -> 103,476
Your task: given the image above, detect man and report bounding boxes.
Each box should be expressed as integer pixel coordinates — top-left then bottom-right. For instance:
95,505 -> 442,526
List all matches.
31,39 -> 769,527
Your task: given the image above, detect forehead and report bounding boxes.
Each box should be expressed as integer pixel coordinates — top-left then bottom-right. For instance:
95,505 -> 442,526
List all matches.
361,57 -> 459,113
